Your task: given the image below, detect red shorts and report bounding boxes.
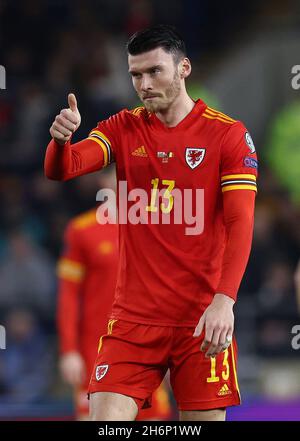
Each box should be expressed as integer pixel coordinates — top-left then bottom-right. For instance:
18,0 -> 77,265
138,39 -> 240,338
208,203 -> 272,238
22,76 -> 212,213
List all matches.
74,339 -> 172,420
88,319 -> 241,412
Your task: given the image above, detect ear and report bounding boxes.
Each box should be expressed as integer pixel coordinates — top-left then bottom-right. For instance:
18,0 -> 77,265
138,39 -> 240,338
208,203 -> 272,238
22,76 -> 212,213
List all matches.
180,57 -> 192,79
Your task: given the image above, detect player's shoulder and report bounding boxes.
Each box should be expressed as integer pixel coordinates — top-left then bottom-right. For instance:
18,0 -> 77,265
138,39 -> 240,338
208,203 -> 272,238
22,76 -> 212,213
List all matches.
102,106 -> 149,127
123,106 -> 150,121
201,105 -> 242,130
70,209 -> 98,231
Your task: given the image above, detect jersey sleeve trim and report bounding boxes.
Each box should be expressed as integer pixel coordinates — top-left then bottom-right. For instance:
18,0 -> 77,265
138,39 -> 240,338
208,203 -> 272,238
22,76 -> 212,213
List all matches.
205,107 -> 236,123
57,258 -> 85,282
131,106 -> 145,116
88,129 -> 113,166
221,173 -> 257,193
202,107 -> 236,125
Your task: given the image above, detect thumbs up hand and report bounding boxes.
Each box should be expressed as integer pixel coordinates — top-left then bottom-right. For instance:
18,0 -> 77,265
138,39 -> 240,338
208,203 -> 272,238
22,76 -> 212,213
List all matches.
50,93 -> 81,145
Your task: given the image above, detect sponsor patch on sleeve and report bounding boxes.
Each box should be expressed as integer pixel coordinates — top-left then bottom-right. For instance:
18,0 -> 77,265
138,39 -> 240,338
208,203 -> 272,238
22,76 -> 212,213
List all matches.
244,156 -> 258,169
245,132 -> 256,153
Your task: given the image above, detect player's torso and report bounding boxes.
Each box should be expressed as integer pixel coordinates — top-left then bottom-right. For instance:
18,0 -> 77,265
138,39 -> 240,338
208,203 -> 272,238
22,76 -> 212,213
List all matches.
110,105 -> 233,325
115,106 -> 226,226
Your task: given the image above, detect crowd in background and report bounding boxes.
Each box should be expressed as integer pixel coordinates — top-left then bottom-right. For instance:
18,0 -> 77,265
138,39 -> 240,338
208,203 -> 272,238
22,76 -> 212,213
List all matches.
0,0 -> 299,416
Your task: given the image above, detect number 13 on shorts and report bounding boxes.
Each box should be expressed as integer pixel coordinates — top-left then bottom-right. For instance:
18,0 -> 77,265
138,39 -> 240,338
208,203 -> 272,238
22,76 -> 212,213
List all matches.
205,343 -> 241,401
206,349 -> 229,383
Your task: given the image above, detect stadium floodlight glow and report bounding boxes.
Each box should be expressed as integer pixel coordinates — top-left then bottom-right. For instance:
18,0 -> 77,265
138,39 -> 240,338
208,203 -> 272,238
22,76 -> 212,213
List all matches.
96,181 -> 205,236
0,65 -> 6,90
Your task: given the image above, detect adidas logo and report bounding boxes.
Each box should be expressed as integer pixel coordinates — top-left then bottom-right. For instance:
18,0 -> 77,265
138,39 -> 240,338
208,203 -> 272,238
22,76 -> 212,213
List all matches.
217,384 -> 232,396
132,146 -> 148,157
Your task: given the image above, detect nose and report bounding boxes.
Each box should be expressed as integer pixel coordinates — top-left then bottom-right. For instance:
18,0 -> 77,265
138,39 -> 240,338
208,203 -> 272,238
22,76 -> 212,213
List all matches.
140,74 -> 152,91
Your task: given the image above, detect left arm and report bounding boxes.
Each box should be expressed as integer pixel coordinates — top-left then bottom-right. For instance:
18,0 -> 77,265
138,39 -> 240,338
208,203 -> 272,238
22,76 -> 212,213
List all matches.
193,120 -> 258,357
194,190 -> 255,357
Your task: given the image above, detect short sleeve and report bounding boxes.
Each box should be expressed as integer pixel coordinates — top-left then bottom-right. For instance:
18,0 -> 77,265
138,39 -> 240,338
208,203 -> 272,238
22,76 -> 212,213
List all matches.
87,112 -> 124,167
220,121 -> 258,193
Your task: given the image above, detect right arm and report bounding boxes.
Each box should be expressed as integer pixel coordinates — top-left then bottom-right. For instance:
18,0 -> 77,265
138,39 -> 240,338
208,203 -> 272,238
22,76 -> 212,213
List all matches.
45,93 -> 113,181
44,138 -> 107,181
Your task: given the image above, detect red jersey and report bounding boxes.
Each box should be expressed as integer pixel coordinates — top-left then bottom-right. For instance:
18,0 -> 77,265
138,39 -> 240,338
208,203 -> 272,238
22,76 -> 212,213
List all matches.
86,100 -> 257,327
57,210 -> 172,419
57,209 -> 119,367
46,99 -> 258,328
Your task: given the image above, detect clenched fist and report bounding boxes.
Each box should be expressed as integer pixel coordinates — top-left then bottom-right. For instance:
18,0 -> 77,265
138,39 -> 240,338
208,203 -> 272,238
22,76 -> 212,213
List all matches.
50,93 -> 81,145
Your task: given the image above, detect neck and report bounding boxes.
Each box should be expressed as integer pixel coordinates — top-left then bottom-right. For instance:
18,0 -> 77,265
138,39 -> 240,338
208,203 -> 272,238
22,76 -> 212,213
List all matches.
155,90 -> 195,127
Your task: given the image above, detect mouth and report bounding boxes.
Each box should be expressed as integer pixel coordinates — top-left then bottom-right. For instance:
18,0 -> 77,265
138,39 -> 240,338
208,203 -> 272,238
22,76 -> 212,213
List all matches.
143,95 -> 159,100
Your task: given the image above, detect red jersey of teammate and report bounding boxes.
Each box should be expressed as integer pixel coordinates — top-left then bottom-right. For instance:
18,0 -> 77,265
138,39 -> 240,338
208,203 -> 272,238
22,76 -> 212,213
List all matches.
47,99 -> 257,328
87,99 -> 257,327
57,209 -> 172,419
57,209 -> 119,371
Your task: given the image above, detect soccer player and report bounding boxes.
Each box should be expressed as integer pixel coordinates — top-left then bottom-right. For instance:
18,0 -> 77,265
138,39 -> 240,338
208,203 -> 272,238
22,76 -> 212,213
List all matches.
45,25 -> 258,421
57,169 -> 171,420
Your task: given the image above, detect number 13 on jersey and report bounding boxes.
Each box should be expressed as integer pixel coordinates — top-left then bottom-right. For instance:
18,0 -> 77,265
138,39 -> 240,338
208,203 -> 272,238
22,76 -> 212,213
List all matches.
146,178 -> 175,214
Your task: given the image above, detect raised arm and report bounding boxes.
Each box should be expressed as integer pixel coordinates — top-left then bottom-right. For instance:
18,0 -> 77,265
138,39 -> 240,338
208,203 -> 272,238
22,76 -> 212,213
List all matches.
45,94 -> 113,181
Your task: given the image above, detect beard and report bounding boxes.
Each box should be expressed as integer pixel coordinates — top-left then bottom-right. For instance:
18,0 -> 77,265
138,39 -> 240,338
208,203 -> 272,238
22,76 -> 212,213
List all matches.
141,71 -> 181,113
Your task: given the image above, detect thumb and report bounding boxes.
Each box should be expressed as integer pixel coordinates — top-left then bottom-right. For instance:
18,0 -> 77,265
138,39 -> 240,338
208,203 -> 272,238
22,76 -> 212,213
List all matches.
193,314 -> 205,337
68,93 -> 78,112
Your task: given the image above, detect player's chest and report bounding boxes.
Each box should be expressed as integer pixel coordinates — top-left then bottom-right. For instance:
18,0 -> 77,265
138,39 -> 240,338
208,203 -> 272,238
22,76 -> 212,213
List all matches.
118,126 -> 223,188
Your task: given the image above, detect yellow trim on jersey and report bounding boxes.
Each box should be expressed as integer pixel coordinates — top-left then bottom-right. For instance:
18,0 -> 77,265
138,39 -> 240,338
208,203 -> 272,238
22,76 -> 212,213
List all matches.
108,319 -> 117,335
97,335 -> 104,353
97,319 -> 118,353
221,174 -> 256,182
222,184 -> 257,192
206,107 -> 236,122
230,343 -> 241,400
57,258 -> 85,282
90,130 -> 111,147
73,210 -> 97,230
132,106 -> 144,116
202,113 -> 235,124
87,136 -> 108,166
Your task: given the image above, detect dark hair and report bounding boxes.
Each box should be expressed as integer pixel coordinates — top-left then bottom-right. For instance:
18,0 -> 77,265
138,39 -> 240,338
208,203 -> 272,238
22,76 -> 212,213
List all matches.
126,24 -> 186,63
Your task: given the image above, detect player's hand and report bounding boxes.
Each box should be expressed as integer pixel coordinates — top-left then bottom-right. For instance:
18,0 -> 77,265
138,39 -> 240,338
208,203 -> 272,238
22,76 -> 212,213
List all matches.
193,293 -> 235,358
49,93 -> 81,145
59,351 -> 86,386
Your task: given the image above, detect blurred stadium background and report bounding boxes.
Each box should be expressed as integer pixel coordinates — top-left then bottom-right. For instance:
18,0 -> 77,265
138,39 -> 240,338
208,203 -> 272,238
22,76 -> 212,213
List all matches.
0,0 -> 299,420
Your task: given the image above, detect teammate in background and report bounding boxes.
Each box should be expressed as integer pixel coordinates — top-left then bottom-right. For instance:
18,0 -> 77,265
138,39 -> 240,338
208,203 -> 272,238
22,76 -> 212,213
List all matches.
57,167 -> 172,420
45,25 -> 258,421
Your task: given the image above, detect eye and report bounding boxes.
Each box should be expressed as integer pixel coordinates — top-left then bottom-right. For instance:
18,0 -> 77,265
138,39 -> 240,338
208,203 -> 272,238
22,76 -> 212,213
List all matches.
151,68 -> 160,75
131,72 -> 142,79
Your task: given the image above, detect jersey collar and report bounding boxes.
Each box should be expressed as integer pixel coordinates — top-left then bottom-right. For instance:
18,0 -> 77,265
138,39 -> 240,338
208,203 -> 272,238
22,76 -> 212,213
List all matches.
149,98 -> 207,132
